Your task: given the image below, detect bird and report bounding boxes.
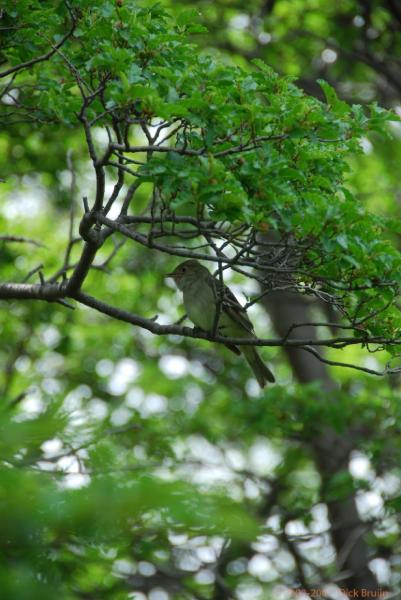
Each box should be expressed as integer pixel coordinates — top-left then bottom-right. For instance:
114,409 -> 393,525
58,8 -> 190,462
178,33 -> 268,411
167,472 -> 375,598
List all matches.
166,259 -> 275,388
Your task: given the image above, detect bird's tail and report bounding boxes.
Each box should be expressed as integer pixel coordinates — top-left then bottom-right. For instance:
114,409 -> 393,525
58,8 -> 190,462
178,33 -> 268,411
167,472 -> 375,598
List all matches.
243,347 -> 275,388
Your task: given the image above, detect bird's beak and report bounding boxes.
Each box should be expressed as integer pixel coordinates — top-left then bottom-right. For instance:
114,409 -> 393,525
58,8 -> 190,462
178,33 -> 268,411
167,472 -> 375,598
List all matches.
165,272 -> 175,279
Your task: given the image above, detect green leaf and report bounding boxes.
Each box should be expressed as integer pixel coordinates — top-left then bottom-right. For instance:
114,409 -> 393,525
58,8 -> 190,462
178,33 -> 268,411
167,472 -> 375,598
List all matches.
318,79 -> 351,116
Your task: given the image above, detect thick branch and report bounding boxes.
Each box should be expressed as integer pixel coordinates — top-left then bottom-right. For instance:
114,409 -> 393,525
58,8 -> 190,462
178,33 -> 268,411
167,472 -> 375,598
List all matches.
0,282 -> 64,300
65,240 -> 100,294
1,282 -> 398,351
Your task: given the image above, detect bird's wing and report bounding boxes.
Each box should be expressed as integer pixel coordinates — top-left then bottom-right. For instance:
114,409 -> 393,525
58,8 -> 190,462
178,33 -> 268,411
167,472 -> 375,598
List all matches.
224,342 -> 241,356
222,285 -> 255,335
206,275 -> 255,336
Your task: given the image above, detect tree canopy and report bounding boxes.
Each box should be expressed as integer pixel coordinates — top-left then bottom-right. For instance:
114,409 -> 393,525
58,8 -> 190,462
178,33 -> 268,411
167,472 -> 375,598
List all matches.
1,1 -> 401,598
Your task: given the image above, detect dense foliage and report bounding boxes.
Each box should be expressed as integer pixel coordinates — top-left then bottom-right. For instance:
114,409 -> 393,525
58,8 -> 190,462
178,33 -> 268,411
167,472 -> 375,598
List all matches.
1,1 -> 401,598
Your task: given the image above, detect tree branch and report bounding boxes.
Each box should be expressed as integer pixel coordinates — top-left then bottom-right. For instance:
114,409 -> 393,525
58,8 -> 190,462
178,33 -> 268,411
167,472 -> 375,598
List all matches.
0,235 -> 45,247
0,282 -> 65,300
0,3 -> 78,79
111,134 -> 288,159
0,281 -> 397,345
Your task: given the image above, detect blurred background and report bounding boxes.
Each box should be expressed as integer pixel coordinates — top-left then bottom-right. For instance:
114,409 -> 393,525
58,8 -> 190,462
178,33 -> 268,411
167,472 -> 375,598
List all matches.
1,1 -> 401,599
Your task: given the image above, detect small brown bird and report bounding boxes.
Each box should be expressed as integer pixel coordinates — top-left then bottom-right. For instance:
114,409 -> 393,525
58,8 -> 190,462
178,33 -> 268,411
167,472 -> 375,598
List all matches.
166,259 -> 275,388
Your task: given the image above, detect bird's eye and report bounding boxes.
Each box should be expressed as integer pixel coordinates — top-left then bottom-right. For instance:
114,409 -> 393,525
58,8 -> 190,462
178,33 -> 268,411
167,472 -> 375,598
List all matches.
182,267 -> 186,272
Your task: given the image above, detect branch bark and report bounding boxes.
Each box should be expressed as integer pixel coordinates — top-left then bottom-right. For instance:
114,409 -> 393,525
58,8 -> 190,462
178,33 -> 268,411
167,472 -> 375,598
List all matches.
1,281 -> 400,363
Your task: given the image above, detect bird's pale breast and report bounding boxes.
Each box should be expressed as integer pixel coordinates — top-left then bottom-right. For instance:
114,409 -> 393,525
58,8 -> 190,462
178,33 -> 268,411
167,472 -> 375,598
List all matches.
183,278 -> 216,331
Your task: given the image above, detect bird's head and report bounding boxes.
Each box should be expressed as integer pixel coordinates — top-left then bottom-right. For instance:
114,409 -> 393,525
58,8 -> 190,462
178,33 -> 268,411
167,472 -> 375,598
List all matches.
166,260 -> 208,290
